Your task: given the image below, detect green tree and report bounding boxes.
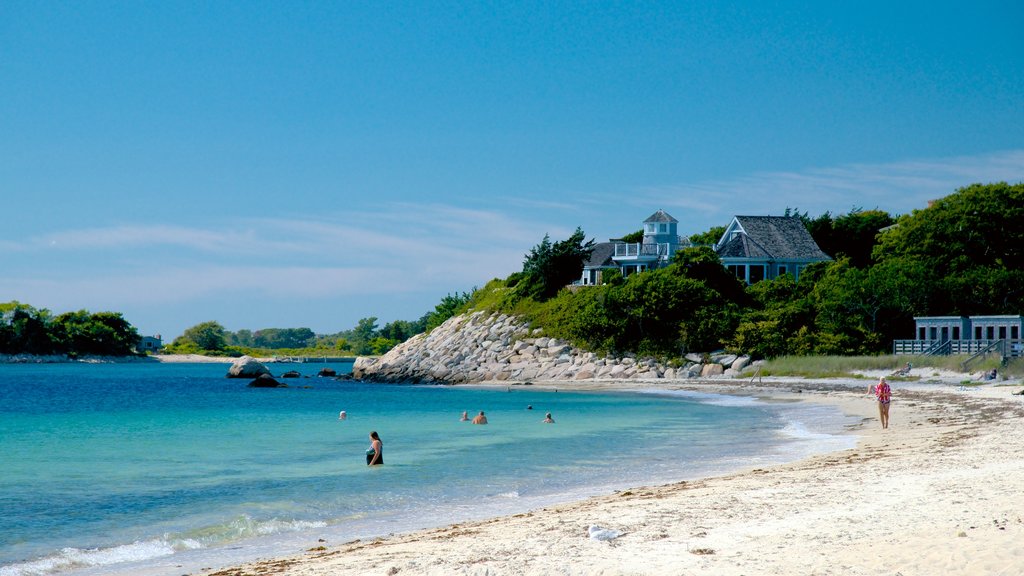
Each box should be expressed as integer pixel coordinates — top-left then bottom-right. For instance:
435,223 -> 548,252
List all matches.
873,182 -> 1024,315
253,327 -> 316,349
53,311 -> 140,355
174,321 -> 228,352
0,302 -> 55,354
425,291 -> 474,331
688,225 -> 726,246
518,227 -> 595,301
619,229 -> 644,243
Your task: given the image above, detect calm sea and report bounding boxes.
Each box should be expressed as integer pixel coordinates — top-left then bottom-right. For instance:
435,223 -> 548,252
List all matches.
0,362 -> 857,576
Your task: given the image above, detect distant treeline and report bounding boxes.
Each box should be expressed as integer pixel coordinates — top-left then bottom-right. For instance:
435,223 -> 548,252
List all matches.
0,303 -> 140,356
163,291 -> 474,357
459,182 -> 1024,359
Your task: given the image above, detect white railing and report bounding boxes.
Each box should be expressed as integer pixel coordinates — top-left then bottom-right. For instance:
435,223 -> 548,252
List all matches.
613,242 -> 673,258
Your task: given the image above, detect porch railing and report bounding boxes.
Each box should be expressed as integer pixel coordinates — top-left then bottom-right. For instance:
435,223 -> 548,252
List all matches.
613,242 -> 673,258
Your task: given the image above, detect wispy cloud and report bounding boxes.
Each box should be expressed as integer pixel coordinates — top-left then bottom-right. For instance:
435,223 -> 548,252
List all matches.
630,149 -> 1024,221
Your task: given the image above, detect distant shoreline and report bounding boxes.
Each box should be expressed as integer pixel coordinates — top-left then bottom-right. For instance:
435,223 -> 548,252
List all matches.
1,353 -> 257,364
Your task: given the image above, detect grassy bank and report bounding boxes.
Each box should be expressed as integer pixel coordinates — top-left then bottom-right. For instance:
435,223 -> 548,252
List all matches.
757,354 -> 1023,380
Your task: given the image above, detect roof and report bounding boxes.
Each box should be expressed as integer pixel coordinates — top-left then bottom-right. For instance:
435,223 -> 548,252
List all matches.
583,242 -> 619,269
643,209 -> 677,224
717,216 -> 830,260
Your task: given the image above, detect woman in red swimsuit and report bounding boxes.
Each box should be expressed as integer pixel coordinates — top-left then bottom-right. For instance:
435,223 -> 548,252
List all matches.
869,376 -> 891,429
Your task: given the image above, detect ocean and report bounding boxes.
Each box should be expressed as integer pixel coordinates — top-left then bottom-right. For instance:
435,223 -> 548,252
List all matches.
0,362 -> 857,576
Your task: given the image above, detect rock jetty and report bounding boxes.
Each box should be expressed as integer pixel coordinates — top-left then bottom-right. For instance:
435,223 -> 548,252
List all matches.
352,311 -> 752,384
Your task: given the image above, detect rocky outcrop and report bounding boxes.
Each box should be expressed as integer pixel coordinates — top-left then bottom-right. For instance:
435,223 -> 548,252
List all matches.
227,356 -> 271,378
353,311 -> 751,384
248,374 -> 286,388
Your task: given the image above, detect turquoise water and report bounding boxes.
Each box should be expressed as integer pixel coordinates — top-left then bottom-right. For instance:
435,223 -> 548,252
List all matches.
0,363 -> 856,576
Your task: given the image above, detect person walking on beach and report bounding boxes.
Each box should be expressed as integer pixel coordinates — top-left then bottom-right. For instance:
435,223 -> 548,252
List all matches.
870,377 -> 892,429
366,431 -> 383,465
472,411 -> 488,424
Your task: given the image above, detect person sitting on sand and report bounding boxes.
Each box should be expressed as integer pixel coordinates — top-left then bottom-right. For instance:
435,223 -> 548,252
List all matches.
869,377 -> 891,429
472,411 -> 488,425
366,431 -> 383,465
542,412 -> 554,423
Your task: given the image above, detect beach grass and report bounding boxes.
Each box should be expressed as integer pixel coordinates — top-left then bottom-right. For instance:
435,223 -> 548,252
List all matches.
756,354 -> 1021,379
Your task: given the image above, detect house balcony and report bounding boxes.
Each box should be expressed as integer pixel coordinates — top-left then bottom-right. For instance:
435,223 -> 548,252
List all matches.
612,242 -> 675,262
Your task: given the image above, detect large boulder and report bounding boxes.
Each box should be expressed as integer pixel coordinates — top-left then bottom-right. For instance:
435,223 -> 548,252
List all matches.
227,356 -> 271,378
701,363 -> 725,377
317,367 -> 337,377
281,370 -> 301,378
732,356 -> 751,371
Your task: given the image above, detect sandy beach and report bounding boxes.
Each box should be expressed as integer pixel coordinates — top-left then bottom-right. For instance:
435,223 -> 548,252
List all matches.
203,374 -> 1024,576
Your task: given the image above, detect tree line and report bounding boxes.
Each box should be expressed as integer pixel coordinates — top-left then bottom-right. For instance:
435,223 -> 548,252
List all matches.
163,290 -> 475,356
0,302 -> 141,356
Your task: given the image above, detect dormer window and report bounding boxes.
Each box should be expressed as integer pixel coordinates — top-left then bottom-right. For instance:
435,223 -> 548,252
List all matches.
659,223 -> 667,233
646,223 -> 656,233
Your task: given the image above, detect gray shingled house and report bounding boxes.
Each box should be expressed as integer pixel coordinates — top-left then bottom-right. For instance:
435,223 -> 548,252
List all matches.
714,216 -> 831,283
579,210 -> 689,285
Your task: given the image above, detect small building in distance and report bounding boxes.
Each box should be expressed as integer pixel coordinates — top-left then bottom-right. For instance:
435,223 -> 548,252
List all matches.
714,216 -> 831,283
137,335 -> 163,354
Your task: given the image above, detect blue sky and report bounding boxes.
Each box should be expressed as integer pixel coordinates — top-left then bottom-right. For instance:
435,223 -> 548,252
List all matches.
2,1 -> 1022,339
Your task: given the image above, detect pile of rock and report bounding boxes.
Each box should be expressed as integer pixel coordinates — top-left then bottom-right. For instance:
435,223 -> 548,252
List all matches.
352,311 -> 752,384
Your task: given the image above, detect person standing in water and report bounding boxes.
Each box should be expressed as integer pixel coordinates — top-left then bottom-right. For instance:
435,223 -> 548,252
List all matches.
460,411 -> 469,421
366,431 -> 383,465
542,412 -> 555,423
869,377 -> 892,429
471,411 -> 488,424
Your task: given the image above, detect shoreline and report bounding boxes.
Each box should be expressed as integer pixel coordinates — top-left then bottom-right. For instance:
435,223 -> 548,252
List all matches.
205,376 -> 1024,576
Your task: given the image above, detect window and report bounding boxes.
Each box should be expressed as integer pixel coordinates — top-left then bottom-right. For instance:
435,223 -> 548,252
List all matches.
930,327 -> 938,340
953,327 -> 960,340
999,326 -> 1007,339
918,327 -> 926,340
646,224 -> 656,233
1013,326 -> 1020,339
975,326 -> 983,340
659,223 -> 667,233
748,265 -> 765,283
986,326 -> 995,340
941,327 -> 949,341
778,265 -> 787,277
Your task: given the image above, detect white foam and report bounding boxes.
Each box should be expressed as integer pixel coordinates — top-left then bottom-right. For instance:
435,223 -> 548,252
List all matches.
0,539 -> 177,576
0,517 -> 331,576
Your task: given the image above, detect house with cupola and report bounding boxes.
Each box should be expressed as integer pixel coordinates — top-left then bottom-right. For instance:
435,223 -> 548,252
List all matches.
580,210 -> 689,285
579,211 -> 831,286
